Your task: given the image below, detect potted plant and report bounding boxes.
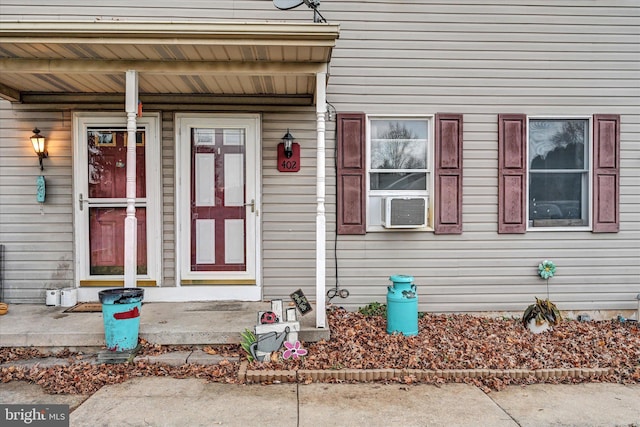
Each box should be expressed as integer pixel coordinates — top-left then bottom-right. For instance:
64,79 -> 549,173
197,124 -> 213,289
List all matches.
522,297 -> 561,333
522,260 -> 562,333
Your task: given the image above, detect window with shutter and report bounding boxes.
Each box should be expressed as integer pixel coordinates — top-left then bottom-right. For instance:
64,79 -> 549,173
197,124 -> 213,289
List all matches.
336,113 -> 464,234
498,114 -> 620,233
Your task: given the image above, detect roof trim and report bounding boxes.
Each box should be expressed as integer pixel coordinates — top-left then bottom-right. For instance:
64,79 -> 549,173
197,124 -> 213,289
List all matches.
0,58 -> 328,75
0,21 -> 341,43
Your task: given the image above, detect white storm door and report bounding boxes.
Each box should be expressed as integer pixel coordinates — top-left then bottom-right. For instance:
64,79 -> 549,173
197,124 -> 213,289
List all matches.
176,114 -> 260,285
73,113 -> 162,286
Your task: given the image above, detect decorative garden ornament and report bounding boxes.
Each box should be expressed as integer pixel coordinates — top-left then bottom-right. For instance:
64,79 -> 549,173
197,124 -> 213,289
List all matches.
522,297 -> 561,334
282,340 -> 307,360
538,260 -> 556,280
523,261 -> 561,333
249,327 -> 291,362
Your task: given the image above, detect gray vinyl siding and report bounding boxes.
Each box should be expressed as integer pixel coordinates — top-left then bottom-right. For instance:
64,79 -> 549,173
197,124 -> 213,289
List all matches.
1,1 -> 638,313
161,111 -> 176,288
261,110 -> 321,300
321,1 -> 640,312
0,106 -> 75,302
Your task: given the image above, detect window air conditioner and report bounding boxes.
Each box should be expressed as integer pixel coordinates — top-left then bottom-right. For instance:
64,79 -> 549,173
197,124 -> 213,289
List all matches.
383,197 -> 427,228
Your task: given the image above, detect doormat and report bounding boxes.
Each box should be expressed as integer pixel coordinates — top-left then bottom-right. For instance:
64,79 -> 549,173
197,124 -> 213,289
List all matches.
64,302 -> 102,313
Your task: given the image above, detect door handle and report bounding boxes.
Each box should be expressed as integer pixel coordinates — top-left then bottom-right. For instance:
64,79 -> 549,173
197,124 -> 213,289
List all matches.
78,193 -> 89,211
244,199 -> 255,213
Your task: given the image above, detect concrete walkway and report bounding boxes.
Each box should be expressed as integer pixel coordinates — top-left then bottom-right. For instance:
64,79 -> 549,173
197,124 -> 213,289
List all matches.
1,378 -> 638,426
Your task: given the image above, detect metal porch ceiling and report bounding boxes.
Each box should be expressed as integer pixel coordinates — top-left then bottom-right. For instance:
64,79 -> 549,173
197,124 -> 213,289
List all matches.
0,21 -> 339,104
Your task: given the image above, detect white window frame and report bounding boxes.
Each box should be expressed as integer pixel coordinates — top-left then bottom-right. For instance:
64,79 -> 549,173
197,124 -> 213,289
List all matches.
73,112 -> 163,285
366,114 -> 434,232
526,115 -> 593,232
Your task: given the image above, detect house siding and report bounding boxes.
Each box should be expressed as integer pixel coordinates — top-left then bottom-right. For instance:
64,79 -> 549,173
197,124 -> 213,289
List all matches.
0,106 -> 75,302
0,1 -> 638,313
319,1 -> 639,312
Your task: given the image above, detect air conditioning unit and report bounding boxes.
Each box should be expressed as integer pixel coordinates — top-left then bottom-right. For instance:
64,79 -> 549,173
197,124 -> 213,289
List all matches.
383,197 -> 428,228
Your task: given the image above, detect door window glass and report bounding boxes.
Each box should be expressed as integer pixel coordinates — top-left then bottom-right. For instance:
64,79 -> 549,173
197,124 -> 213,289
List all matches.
89,207 -> 147,275
88,128 -> 146,198
87,127 -> 148,275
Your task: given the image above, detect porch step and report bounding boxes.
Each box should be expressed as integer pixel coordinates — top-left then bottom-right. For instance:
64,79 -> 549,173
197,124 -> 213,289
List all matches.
0,302 -> 330,350
97,346 -> 139,364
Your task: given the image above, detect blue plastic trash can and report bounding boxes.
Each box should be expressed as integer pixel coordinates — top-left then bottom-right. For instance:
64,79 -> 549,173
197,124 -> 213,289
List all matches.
386,275 -> 418,336
99,288 -> 144,352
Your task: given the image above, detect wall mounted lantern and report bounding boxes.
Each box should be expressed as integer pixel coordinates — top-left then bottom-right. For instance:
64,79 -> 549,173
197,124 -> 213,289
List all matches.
281,129 -> 295,158
277,129 -> 300,172
30,128 -> 48,170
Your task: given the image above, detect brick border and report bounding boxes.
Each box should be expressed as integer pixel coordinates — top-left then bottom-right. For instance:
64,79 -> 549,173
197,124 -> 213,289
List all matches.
244,367 -> 614,384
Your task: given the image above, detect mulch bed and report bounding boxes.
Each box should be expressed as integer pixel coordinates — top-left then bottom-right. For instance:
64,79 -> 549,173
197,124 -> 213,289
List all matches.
249,307 -> 640,391
1,306 -> 638,394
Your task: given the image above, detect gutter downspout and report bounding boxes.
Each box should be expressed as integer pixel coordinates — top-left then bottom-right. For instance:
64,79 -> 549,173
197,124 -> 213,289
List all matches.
124,70 -> 138,288
315,70 -> 327,328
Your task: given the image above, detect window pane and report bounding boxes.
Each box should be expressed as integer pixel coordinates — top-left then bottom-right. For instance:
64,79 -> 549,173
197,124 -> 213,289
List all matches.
89,207 -> 147,275
529,172 -> 585,224
88,128 -> 146,198
529,119 -> 587,170
371,120 -> 427,169
371,172 -> 426,191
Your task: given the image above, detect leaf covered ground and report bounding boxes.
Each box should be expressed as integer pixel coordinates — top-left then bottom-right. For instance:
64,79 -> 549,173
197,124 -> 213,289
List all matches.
250,307 -> 640,391
1,307 -> 638,394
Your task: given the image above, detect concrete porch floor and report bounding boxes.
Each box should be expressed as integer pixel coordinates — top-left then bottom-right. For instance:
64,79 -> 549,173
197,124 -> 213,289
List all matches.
0,302 -> 330,350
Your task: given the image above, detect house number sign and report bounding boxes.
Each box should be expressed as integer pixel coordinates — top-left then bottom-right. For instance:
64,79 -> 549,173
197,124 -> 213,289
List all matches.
277,142 -> 301,172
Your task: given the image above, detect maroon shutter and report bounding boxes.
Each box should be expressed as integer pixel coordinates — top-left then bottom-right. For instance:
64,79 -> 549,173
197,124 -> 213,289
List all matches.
434,113 -> 463,234
592,114 -> 620,233
337,113 -> 366,235
498,114 -> 527,234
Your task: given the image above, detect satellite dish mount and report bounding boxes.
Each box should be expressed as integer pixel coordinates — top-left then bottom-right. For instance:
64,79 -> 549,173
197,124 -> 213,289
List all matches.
273,0 -> 327,23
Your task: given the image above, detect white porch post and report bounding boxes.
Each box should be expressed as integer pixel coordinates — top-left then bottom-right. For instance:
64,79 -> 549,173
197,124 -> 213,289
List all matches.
124,70 -> 138,288
315,71 -> 327,328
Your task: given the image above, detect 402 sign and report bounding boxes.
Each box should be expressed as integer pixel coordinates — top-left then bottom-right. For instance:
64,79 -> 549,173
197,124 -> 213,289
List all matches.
277,142 -> 301,172
280,159 -> 298,171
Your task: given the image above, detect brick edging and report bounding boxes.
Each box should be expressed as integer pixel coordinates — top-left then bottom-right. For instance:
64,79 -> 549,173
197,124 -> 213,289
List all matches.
245,367 -> 614,384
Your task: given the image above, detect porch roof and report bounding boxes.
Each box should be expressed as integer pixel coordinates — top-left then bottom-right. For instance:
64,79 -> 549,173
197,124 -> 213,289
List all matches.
0,21 -> 340,105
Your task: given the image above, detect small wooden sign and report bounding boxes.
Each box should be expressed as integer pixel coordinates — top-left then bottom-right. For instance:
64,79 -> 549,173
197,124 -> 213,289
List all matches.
290,289 -> 312,316
271,299 -> 284,322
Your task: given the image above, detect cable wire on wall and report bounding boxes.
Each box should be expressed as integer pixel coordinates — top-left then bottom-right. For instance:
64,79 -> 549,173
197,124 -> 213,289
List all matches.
326,101 -> 349,301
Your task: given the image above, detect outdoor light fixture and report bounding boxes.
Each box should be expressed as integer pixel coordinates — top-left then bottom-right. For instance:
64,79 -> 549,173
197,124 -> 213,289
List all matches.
30,128 -> 48,170
281,129 -> 295,158
277,128 -> 300,172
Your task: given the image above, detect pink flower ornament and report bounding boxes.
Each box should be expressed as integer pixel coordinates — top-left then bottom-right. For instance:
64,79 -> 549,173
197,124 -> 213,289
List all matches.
282,340 -> 307,360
